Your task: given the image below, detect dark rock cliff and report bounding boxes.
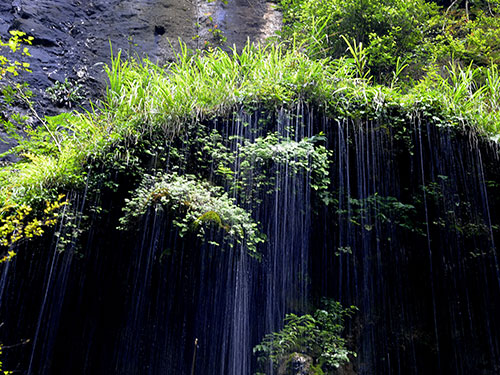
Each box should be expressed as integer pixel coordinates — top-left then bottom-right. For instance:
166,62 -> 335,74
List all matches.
0,0 -> 280,119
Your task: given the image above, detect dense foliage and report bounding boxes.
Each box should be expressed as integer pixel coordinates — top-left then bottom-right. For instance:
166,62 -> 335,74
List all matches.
278,0 -> 440,75
278,0 -> 500,78
0,35 -> 499,255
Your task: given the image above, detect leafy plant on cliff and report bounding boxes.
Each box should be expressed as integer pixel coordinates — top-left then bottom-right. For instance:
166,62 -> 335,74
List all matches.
119,172 -> 266,257
209,131 -> 332,204
336,194 -> 424,235
278,0 -> 500,82
428,3 -> 500,66
277,0 -> 440,75
254,299 -> 357,374
45,78 -> 85,108
0,195 -> 67,261
0,30 -> 33,78
0,32 -> 76,259
0,31 -> 33,145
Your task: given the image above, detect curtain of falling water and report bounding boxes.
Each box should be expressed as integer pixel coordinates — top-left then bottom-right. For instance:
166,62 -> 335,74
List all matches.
0,190 -> 91,375
1,106 -> 500,375
313,116 -> 500,374
110,106 -> 313,374
0,107 -> 314,375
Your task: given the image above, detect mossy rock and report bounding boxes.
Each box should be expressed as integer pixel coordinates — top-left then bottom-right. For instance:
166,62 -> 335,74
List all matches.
278,353 -> 314,375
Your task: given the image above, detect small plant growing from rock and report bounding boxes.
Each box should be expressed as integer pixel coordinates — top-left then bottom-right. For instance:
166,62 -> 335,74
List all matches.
208,23 -> 227,45
45,78 -> 85,108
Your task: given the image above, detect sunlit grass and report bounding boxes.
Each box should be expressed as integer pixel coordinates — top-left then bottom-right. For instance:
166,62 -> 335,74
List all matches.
409,64 -> 500,137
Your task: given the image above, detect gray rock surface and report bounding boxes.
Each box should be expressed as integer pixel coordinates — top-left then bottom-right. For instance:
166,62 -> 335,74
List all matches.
0,0 -> 281,123
2,0 -> 197,110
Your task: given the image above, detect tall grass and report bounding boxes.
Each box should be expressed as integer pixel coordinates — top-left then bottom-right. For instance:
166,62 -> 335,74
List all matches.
103,42 -> 351,138
409,63 -> 500,137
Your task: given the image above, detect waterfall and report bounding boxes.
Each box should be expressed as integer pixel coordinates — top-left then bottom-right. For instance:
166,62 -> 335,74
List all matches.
313,115 -> 500,374
1,106 -> 500,374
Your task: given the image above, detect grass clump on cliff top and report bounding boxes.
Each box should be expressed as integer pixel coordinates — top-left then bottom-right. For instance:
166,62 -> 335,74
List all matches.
105,42 -> 500,137
104,42 -> 341,135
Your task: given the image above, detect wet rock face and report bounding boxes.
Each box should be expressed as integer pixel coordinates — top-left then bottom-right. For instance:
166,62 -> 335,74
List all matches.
197,0 -> 281,50
278,353 -> 314,375
0,0 -> 281,115
1,0 -> 197,112
0,0 -> 280,160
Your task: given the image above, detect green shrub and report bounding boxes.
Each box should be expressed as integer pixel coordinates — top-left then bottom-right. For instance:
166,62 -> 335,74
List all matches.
278,0 -> 500,81
119,172 -> 266,257
278,0 -> 440,76
254,299 -> 357,374
428,5 -> 500,66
